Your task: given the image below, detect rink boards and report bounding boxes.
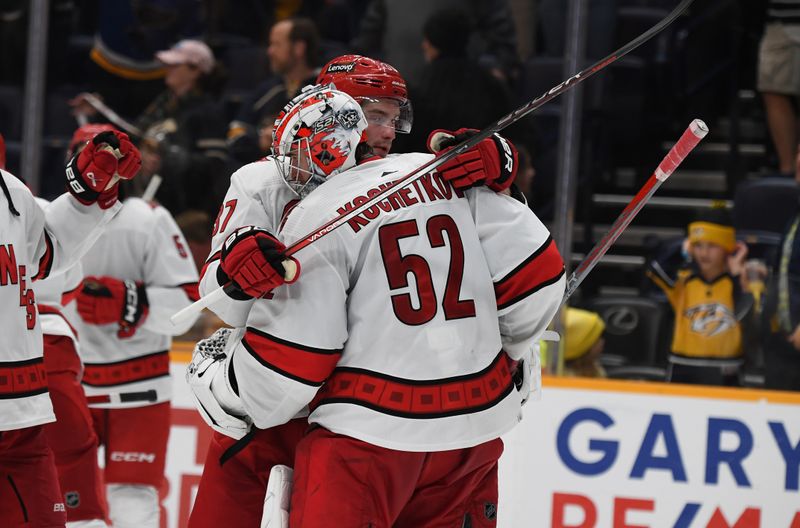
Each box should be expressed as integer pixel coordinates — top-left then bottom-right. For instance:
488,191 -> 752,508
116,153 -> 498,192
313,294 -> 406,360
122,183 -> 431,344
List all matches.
162,344 -> 800,528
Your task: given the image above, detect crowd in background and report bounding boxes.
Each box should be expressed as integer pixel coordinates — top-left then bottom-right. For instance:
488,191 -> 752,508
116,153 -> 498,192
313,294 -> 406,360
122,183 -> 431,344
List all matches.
1,0 -> 800,392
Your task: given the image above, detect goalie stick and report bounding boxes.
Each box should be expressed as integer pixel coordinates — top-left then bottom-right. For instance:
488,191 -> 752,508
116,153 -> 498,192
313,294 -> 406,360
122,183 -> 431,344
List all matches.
170,0 -> 696,327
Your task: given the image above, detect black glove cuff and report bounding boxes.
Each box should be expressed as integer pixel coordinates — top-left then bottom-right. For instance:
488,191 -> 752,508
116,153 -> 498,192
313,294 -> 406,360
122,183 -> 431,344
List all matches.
65,155 -> 101,204
490,134 -> 516,188
120,280 -> 148,328
216,265 -> 253,301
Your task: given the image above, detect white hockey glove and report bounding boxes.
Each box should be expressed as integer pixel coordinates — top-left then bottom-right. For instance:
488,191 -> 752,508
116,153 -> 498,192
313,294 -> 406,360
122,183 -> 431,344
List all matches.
514,341 -> 547,406
261,464 -> 293,528
187,327 -> 252,439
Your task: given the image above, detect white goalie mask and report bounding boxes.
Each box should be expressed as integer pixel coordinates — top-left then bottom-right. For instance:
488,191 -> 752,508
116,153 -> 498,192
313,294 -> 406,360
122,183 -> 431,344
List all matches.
272,85 -> 368,198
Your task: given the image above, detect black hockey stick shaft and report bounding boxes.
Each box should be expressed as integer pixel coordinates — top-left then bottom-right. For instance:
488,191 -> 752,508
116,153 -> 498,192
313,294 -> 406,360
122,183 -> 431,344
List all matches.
171,0 -> 695,326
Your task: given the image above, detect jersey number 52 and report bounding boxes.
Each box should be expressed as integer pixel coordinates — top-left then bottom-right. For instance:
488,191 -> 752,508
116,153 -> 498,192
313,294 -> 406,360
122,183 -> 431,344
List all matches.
378,215 -> 476,325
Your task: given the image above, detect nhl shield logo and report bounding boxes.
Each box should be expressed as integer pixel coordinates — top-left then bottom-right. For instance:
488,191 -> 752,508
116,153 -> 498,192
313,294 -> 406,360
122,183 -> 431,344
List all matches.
65,491 -> 80,509
484,502 -> 497,520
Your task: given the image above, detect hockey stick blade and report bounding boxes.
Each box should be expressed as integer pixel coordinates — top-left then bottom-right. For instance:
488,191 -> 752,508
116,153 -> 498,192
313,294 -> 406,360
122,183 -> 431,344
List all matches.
170,0 -> 694,327
563,119 -> 709,301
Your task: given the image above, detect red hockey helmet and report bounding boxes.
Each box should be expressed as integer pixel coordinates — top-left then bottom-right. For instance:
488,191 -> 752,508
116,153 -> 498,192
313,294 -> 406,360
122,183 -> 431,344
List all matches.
316,55 -> 412,134
69,123 -> 117,157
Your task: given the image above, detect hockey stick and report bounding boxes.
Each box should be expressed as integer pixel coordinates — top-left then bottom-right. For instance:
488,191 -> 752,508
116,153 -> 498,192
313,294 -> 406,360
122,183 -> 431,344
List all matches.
141,174 -> 163,202
74,92 -> 143,137
170,0 -> 695,327
85,389 -> 158,405
563,119 -> 708,299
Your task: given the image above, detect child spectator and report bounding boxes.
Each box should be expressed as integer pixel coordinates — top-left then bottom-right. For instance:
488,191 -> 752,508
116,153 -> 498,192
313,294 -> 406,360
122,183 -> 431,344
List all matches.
539,308 -> 606,378
647,209 -> 755,386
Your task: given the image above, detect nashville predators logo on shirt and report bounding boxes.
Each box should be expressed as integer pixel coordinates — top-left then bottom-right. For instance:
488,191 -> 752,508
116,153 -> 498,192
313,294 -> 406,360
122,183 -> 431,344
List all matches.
684,302 -> 736,337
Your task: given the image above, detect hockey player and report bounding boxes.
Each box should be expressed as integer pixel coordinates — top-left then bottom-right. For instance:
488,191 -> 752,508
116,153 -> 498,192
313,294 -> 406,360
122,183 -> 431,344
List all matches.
188,55 -> 519,527
68,124 -> 201,528
0,129 -> 140,527
189,86 -> 565,526
36,209 -> 109,528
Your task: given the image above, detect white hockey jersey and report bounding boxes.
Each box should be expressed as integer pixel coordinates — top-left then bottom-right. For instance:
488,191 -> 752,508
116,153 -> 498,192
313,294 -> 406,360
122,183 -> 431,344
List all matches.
231,153 -> 566,452
0,169 -> 121,430
199,157 -> 301,326
33,198 -> 83,343
75,198 -> 199,407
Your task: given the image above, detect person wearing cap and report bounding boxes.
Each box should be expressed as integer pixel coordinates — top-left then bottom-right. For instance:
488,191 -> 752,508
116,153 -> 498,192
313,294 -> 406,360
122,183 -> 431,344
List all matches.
541,308 -> 607,379
134,39 -> 228,217
647,209 -> 755,386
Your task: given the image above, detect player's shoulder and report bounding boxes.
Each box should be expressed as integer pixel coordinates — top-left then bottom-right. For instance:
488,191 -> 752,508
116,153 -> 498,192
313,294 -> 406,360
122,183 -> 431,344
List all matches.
230,156 -> 288,194
1,168 -> 32,196
1,169 -> 38,215
117,197 -> 169,230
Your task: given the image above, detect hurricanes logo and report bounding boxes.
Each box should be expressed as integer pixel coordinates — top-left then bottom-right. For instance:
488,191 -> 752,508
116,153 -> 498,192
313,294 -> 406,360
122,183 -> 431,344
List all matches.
684,303 -> 736,337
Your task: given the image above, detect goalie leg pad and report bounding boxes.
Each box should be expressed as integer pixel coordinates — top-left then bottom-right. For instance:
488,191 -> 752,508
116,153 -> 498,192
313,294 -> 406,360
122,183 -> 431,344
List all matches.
261,464 -> 293,528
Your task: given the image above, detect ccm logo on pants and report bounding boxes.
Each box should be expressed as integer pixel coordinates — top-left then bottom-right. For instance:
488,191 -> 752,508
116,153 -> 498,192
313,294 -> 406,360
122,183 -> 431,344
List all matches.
110,451 -> 156,463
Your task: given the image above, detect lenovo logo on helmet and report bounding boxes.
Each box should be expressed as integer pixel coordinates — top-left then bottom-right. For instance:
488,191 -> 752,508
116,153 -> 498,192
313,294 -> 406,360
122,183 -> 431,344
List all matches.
327,62 -> 355,74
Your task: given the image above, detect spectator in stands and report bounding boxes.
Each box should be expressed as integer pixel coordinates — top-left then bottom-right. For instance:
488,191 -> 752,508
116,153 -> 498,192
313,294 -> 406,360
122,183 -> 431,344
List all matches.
543,308 -> 607,378
352,0 -> 519,85
758,1 -> 800,176
647,209 -> 756,386
136,39 -> 228,217
399,7 -> 515,153
763,144 -> 800,391
70,0 -> 206,120
227,17 -> 320,166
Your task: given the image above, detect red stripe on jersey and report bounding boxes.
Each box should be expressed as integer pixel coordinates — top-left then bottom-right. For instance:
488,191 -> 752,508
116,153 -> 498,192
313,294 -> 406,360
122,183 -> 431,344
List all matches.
310,351 -> 514,419
0,357 -> 49,399
33,231 -> 54,281
61,285 -> 79,305
38,304 -> 79,338
279,199 -> 300,232
241,327 -> 342,387
179,282 -> 200,302
82,351 -> 169,387
494,236 -> 564,310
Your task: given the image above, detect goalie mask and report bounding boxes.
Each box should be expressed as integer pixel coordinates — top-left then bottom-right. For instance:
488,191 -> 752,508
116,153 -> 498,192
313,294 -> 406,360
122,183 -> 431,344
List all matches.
272,85 -> 368,198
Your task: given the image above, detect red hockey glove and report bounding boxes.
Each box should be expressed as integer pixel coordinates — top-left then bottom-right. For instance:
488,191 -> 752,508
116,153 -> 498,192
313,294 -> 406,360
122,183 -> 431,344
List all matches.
76,276 -> 149,338
66,130 -> 142,209
217,226 -> 300,299
427,128 -> 518,192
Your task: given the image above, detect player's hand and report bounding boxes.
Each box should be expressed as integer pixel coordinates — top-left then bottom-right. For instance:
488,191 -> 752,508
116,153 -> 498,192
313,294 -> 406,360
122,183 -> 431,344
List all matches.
218,226 -> 300,299
76,276 -> 149,338
66,130 -> 141,209
427,128 -> 518,192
